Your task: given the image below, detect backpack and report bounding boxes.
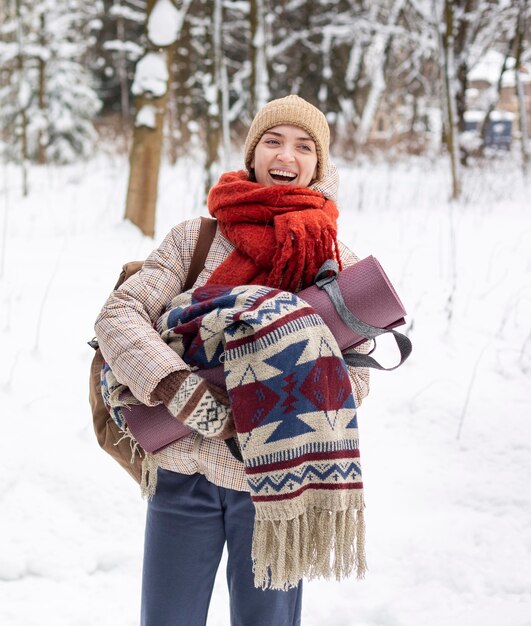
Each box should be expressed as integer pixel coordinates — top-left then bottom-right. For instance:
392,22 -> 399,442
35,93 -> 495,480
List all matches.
89,217 -> 218,483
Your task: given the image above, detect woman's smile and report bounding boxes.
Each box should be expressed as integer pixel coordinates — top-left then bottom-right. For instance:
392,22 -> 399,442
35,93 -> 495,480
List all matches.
251,124 -> 318,187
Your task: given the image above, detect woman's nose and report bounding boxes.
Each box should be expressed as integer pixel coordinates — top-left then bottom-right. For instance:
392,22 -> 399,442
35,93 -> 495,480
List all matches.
277,147 -> 295,162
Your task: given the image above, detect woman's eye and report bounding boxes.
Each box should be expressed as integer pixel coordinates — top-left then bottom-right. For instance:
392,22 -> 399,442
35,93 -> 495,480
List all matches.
265,139 -> 280,146
299,144 -> 312,152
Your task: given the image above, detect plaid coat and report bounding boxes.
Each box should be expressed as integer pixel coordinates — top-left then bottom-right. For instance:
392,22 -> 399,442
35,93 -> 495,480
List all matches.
95,217 -> 370,491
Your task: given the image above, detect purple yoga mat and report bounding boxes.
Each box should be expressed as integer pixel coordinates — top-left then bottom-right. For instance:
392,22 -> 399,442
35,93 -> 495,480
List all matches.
124,255 -> 407,452
124,403 -> 193,453
298,255 -> 406,350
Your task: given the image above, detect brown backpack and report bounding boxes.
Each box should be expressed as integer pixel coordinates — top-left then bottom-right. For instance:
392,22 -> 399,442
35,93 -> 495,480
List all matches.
89,217 -> 217,483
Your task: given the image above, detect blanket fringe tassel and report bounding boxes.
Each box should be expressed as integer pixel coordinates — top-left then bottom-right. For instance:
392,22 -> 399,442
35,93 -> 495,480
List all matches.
113,426 -> 158,499
140,453 -> 159,500
251,504 -> 366,591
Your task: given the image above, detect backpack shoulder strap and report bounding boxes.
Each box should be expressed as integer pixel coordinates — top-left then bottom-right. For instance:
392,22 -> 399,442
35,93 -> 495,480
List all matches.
113,217 -> 216,293
183,217 -> 217,291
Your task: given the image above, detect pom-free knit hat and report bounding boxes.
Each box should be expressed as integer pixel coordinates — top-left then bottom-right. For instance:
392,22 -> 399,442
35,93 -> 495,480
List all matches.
244,95 -> 330,182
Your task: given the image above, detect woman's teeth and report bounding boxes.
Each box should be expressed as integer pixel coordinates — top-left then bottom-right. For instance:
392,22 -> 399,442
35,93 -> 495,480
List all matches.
269,170 -> 297,181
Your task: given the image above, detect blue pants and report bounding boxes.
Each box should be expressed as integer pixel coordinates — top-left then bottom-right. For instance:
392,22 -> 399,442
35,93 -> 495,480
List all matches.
141,469 -> 302,626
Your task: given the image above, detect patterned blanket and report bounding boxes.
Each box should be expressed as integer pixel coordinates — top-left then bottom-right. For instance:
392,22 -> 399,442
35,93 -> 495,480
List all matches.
164,283 -> 366,589
106,283 -> 366,589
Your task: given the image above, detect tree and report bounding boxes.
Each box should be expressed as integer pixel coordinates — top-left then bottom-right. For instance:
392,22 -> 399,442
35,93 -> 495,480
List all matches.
514,0 -> 530,170
124,0 -> 192,237
203,0 -> 227,197
354,0 -> 407,144
94,0 -> 145,126
440,0 -> 462,198
161,0 -> 248,199
0,0 -> 102,176
249,0 -> 269,116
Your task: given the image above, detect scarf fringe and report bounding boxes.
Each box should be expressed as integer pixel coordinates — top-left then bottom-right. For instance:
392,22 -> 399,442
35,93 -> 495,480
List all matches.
113,423 -> 159,500
108,382 -> 136,410
251,495 -> 367,591
113,424 -> 143,464
140,452 -> 159,500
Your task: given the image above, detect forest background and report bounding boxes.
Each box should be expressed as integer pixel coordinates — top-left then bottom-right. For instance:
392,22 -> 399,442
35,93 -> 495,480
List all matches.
2,3 -> 531,625
1,0 -> 530,237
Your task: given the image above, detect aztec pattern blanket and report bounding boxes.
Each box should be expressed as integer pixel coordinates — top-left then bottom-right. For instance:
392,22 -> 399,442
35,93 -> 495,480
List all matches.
105,283 -> 366,590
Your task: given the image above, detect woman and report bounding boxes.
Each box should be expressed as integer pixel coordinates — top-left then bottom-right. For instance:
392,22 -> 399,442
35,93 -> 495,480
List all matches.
95,95 -> 370,626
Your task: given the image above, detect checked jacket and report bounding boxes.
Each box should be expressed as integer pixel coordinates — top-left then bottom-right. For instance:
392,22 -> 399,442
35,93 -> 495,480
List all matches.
95,217 -> 371,492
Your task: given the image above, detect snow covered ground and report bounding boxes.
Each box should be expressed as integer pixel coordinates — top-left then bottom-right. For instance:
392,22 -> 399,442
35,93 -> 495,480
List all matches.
1,153 -> 530,626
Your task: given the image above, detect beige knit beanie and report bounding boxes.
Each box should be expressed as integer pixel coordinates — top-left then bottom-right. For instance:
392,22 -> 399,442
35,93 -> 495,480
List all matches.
244,95 -> 330,182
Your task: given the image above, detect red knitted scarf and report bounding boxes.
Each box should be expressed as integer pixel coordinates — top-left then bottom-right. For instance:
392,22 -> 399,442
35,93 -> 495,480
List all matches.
207,170 -> 341,292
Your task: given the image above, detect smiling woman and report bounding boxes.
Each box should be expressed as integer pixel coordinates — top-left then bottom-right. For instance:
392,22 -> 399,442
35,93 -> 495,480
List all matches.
95,93 -> 371,626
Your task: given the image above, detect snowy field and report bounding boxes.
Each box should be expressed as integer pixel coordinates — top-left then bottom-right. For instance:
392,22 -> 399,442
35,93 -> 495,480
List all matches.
1,153 -> 530,626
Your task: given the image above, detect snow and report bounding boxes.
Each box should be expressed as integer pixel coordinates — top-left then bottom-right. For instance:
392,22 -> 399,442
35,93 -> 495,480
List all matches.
464,109 -> 515,122
489,110 -> 515,121
1,154 -> 531,625
109,3 -> 145,23
147,0 -> 183,47
103,39 -> 143,60
135,104 -> 157,128
469,49 -> 531,88
131,51 -> 168,98
17,79 -> 32,109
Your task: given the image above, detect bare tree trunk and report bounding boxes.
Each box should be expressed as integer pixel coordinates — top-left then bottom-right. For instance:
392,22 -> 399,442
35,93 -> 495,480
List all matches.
166,53 -> 178,166
249,0 -> 269,116
125,83 -> 170,237
124,0 -> 159,237
453,1 -> 473,166
318,28 -> 332,111
441,0 -> 461,200
514,0 -> 530,172
203,0 -> 223,199
344,7 -> 371,93
478,38 -> 514,148
338,2 -> 377,140
36,11 -> 46,165
0,161 -> 8,280
15,0 -> 28,196
116,5 -> 130,133
339,3 -> 372,133
204,116 -> 221,200
174,26 -> 192,157
124,0 -> 190,237
455,56 -> 468,164
355,0 -> 406,144
220,59 -> 230,167
213,0 -> 230,170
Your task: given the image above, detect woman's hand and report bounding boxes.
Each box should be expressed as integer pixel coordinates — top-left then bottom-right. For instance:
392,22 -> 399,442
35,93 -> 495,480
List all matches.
153,371 -> 235,439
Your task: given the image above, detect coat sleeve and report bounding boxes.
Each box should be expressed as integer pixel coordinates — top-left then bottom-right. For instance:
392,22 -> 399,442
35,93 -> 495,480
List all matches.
337,240 -> 371,408
95,218 -> 201,406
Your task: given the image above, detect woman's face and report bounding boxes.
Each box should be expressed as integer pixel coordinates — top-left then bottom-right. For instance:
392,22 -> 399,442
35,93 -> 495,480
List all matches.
251,124 -> 318,188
